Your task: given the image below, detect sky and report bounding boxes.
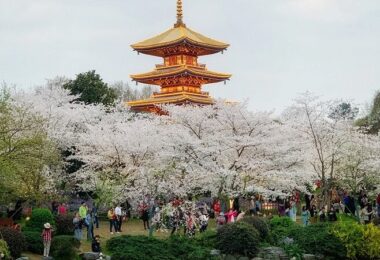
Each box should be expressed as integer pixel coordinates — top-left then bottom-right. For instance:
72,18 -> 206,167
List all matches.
0,0 -> 379,112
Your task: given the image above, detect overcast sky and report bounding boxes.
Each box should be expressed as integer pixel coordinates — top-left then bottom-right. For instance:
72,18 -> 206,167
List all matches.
0,0 -> 379,111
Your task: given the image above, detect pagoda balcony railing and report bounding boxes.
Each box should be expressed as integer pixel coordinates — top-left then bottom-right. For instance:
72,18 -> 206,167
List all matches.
154,91 -> 210,96
155,64 -> 206,69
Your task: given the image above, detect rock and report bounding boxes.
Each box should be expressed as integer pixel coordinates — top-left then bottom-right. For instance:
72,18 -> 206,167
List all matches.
41,257 -> 53,260
303,254 -> 316,260
15,257 -> 29,260
224,255 -> 238,260
257,247 -> 288,260
80,252 -> 101,260
210,249 -> 221,256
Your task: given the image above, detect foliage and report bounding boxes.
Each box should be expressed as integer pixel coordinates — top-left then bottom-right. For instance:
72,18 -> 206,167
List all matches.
0,239 -> 11,260
242,216 -> 269,239
268,216 -> 299,243
63,70 -> 117,106
356,91 -> 380,134
288,223 -> 346,259
0,92 -> 61,204
193,230 -> 217,249
216,222 -> 260,257
106,235 -> 215,260
0,227 -> 27,258
332,222 -> 380,259
25,208 -> 55,232
23,231 -> 43,254
55,213 -> 74,235
51,235 -> 80,260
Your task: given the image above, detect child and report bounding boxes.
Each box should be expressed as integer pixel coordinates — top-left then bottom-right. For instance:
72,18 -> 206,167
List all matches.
216,212 -> 226,228
41,223 -> 52,257
91,235 -> 101,253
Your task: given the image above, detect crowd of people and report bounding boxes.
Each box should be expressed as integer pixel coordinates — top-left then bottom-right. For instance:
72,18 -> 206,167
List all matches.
35,191 -> 380,257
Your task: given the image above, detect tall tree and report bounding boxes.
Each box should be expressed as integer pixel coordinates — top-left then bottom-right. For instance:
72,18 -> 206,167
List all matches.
63,70 -> 117,106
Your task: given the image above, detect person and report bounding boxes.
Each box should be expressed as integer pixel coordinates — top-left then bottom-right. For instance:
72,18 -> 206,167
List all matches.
216,212 -> 226,228
255,199 -> 262,215
213,199 -> 221,218
79,202 -> 88,225
51,201 -> 59,215
319,208 -> 326,222
199,213 -> 209,232
310,205 -> 318,223
328,207 -> 338,222
115,204 -> 122,233
41,223 -> 52,257
250,197 -> 257,215
278,200 -> 285,217
236,211 -> 245,222
226,208 -> 238,223
377,194 -> 380,217
138,201 -> 149,230
58,203 -> 67,215
93,204 -> 99,229
85,209 -> 94,240
360,194 -> 369,209
91,235 -> 101,253
361,204 -> 373,224
185,211 -> 196,237
149,207 -> 161,237
289,201 -> 297,222
107,208 -> 117,234
301,206 -> 310,226
73,212 -> 82,240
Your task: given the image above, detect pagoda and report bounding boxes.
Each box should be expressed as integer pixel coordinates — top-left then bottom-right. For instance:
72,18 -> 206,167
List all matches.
128,0 -> 231,113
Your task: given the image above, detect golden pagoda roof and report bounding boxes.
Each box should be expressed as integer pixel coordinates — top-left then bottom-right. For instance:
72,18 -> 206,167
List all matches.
128,91 -> 214,108
131,24 -> 229,56
131,65 -> 231,85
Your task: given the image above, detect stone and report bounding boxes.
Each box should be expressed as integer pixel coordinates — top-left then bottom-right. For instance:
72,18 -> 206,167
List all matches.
257,247 -> 288,260
210,249 -> 221,256
15,257 -> 29,260
303,254 -> 316,260
80,252 -> 100,260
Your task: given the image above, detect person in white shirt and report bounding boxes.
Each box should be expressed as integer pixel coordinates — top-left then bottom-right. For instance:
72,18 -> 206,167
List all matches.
114,205 -> 123,233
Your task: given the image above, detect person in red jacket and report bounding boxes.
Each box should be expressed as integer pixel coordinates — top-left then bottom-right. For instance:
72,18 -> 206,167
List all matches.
213,199 -> 221,218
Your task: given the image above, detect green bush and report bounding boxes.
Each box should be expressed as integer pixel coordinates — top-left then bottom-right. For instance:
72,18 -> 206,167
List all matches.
194,230 -> 217,249
216,222 -> 260,257
0,227 -> 27,258
167,235 -> 214,260
107,235 -> 175,260
51,235 -> 80,260
268,216 -> 300,243
242,216 -> 269,239
23,231 -> 43,254
107,235 -> 216,260
25,208 -> 55,232
332,222 -> 380,259
0,239 -> 11,260
55,214 -> 74,235
288,223 -> 346,260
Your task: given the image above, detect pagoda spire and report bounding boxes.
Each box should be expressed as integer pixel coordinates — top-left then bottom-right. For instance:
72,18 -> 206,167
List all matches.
175,0 -> 185,27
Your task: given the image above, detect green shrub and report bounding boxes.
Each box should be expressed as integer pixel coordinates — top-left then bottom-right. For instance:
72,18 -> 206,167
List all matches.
167,235 -> 214,260
332,222 -> 380,259
107,235 -> 216,260
25,208 -> 55,232
268,216 -> 300,243
23,231 -> 43,254
0,227 -> 27,258
51,235 -> 80,260
107,235 -> 175,260
55,214 -> 74,235
194,230 -> 217,249
288,223 -> 346,260
242,216 -> 269,239
216,222 -> 260,257
0,239 -> 11,260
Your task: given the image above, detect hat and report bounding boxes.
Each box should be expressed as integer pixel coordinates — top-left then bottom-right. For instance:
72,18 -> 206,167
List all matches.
44,223 -> 51,229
